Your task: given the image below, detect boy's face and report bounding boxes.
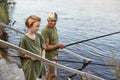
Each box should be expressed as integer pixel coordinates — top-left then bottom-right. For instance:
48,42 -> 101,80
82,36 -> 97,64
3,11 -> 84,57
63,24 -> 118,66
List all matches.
29,21 -> 40,33
47,20 -> 57,28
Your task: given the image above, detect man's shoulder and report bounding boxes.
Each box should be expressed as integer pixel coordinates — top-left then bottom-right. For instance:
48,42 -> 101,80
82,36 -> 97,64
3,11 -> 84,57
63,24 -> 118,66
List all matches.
42,25 -> 50,32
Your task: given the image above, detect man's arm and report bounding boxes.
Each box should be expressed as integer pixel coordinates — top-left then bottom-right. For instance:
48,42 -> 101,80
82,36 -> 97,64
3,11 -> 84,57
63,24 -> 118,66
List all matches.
45,41 -> 65,51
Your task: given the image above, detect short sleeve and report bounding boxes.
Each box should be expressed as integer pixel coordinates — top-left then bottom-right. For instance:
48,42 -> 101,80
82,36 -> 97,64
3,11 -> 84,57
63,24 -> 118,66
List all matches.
18,38 -> 26,56
39,34 -> 46,49
41,30 -> 49,42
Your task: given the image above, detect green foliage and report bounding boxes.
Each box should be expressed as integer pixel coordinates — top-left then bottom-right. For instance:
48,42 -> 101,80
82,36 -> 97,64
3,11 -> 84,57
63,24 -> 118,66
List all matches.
108,49 -> 120,80
0,2 -> 9,24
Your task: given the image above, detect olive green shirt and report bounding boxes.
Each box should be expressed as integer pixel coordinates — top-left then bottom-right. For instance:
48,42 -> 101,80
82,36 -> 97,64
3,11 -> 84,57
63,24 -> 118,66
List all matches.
19,33 -> 45,56
19,33 -> 46,80
41,25 -> 58,58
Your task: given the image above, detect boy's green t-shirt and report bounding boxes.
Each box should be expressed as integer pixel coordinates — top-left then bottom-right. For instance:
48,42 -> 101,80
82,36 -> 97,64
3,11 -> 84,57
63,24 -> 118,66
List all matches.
41,25 -> 58,58
18,33 -> 46,80
19,33 -> 45,56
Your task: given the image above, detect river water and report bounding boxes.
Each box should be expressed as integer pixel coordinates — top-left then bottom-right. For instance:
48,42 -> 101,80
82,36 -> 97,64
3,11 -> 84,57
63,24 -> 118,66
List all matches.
7,0 -> 120,80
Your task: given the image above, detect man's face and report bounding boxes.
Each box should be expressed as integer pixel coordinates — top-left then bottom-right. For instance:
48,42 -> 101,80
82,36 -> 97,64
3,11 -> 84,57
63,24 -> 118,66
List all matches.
47,20 -> 57,28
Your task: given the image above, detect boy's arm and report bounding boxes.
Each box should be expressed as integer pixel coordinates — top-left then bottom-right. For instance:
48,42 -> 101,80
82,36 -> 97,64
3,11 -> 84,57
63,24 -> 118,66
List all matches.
41,49 -> 45,58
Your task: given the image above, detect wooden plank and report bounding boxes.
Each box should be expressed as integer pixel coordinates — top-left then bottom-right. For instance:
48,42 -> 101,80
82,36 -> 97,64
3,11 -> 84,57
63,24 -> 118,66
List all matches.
0,22 -> 24,34
0,39 -> 104,80
59,49 -> 92,62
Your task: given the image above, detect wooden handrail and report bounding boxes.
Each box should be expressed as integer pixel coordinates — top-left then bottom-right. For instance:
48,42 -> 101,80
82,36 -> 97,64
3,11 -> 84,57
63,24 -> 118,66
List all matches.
0,39 -> 104,80
59,49 -> 92,62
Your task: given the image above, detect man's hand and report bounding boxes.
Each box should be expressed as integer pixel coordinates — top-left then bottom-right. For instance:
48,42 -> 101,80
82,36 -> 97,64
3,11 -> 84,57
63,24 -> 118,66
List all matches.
58,44 -> 65,49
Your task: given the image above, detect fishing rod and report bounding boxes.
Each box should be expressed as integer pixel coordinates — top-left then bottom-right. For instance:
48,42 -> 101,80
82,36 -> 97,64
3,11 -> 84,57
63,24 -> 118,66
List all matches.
49,59 -> 118,67
65,31 -> 120,47
0,22 -> 117,58
11,55 -> 118,67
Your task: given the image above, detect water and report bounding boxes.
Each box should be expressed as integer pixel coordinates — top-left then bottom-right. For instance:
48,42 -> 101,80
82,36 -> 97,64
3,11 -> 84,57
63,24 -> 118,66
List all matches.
7,0 -> 120,79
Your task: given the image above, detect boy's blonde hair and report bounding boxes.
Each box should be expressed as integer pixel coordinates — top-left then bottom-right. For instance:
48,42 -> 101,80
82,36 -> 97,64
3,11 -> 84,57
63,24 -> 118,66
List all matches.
25,15 -> 41,28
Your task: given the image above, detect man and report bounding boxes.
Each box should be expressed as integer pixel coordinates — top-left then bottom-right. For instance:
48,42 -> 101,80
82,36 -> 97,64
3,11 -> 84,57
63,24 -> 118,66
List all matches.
41,12 -> 65,80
